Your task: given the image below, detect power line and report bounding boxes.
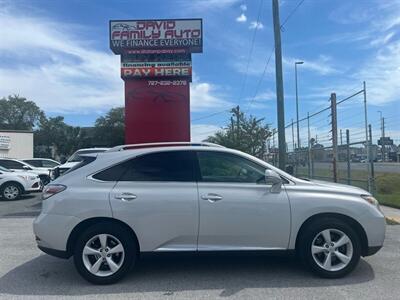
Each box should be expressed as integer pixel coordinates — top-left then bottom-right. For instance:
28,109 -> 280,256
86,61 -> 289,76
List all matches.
192,0 -> 265,124
245,46 -> 275,113
237,0 -> 265,107
192,109 -> 230,122
280,0 -> 306,30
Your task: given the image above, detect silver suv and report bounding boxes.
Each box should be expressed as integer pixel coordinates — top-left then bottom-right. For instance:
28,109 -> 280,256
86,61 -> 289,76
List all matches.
33,143 -> 385,284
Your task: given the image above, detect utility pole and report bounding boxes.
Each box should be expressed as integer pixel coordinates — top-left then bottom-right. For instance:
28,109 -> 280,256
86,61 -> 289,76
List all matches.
382,117 -> 386,162
295,61 -> 303,151
340,129 -> 343,145
369,124 -> 375,193
272,0 -> 286,170
331,93 -> 338,183
346,129 -> 351,185
291,119 -> 295,151
307,112 -> 311,178
363,81 -> 371,193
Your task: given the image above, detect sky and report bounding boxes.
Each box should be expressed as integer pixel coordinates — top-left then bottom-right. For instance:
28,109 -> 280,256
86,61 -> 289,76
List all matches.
0,0 -> 399,145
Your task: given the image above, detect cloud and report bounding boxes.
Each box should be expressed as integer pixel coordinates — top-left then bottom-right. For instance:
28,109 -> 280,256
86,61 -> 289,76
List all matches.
311,1 -> 400,105
283,55 -> 340,76
236,13 -> 247,22
0,7 -> 122,113
190,81 -> 232,112
181,0 -> 240,12
240,4 -> 247,11
0,5 -> 230,116
249,21 -> 264,30
191,124 -> 221,142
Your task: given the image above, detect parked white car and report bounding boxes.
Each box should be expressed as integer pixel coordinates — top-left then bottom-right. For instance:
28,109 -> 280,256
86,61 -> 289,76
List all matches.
53,148 -> 109,177
0,166 -> 42,200
0,158 -> 51,185
22,158 -> 60,169
34,142 -> 385,284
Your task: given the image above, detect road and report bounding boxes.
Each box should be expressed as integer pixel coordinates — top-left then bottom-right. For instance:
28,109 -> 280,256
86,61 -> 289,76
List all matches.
1,194 -> 400,299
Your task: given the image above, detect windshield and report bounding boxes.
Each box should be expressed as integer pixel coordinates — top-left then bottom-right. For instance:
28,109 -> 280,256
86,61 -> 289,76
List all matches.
0,166 -> 12,172
67,149 -> 106,163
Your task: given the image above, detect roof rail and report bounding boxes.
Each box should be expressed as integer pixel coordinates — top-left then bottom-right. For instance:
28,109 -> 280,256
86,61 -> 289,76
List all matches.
107,142 -> 225,152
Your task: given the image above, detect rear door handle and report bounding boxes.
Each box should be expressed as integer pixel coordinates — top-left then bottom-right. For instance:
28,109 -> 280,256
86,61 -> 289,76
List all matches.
115,192 -> 137,201
201,193 -> 223,202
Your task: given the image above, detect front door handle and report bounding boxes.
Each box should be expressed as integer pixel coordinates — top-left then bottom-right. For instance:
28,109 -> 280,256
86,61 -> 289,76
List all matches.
115,192 -> 137,201
201,193 -> 223,202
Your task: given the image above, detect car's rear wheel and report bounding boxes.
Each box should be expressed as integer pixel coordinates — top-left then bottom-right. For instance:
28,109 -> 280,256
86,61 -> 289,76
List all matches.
73,223 -> 137,284
299,217 -> 361,278
0,182 -> 22,201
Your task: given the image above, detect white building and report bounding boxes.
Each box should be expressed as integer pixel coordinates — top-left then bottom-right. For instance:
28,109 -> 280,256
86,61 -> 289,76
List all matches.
0,130 -> 34,159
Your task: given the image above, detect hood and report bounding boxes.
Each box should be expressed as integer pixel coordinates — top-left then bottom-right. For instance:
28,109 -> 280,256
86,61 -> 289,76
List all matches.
5,170 -> 39,178
304,179 -> 369,195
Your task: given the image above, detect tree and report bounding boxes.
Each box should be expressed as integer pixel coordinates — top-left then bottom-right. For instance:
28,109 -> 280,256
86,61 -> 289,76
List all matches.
205,106 -> 272,159
0,95 -> 44,130
94,107 -> 125,147
34,116 -> 81,159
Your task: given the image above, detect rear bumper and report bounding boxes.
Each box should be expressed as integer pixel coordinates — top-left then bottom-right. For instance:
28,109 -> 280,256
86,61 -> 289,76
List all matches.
33,212 -> 80,252
365,245 -> 383,257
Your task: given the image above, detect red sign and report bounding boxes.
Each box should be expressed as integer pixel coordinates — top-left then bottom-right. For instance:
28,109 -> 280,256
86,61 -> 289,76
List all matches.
124,80 -> 190,143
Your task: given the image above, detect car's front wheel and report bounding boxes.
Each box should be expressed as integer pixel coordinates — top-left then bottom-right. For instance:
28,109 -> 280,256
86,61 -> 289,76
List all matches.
0,182 -> 22,200
299,217 -> 361,278
73,223 -> 137,284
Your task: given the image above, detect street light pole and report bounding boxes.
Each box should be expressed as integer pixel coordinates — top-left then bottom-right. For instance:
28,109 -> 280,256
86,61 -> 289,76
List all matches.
295,61 -> 303,151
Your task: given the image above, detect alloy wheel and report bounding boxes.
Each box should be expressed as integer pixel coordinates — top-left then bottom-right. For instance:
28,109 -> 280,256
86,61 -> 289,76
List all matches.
311,228 -> 353,272
82,233 -> 125,277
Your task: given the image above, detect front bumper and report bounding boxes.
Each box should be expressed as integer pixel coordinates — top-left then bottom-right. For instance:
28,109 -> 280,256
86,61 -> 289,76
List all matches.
26,181 -> 43,193
37,245 -> 70,259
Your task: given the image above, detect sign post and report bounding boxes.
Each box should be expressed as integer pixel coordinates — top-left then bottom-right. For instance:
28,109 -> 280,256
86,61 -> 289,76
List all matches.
110,19 -> 203,144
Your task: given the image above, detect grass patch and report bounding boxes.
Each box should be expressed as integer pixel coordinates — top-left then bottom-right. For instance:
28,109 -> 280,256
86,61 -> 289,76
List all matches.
375,174 -> 400,208
386,217 -> 400,225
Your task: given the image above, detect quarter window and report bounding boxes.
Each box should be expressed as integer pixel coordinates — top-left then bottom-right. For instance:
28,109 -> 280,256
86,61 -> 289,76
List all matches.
93,151 -> 196,182
197,151 -> 266,183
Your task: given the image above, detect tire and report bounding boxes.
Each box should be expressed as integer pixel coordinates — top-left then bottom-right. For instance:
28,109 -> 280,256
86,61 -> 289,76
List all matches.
73,222 -> 137,284
0,182 -> 22,201
299,217 -> 361,278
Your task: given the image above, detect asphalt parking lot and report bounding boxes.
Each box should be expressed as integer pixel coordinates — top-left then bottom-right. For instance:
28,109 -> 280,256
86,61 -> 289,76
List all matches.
1,194 -> 400,299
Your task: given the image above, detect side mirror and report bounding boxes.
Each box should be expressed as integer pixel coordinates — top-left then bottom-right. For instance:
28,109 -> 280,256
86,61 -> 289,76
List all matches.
23,165 -> 31,170
265,169 -> 282,193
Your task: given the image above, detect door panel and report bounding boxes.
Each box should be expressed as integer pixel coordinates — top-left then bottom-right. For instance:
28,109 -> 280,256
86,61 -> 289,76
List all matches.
107,150 -> 200,252
196,150 -> 291,250
197,182 -> 290,250
111,181 -> 199,252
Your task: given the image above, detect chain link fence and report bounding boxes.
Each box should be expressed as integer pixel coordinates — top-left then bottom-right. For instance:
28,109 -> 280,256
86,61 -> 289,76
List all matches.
267,82 -> 400,198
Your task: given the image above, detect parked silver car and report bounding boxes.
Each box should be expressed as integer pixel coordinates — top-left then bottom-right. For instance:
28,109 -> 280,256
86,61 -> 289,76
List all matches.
33,142 -> 385,284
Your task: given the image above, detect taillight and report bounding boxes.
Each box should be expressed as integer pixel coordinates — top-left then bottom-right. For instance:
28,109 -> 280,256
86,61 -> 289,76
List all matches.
42,184 -> 66,200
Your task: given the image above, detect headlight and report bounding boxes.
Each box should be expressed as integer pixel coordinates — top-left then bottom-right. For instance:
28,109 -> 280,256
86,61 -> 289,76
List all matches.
361,194 -> 379,207
42,184 -> 67,200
